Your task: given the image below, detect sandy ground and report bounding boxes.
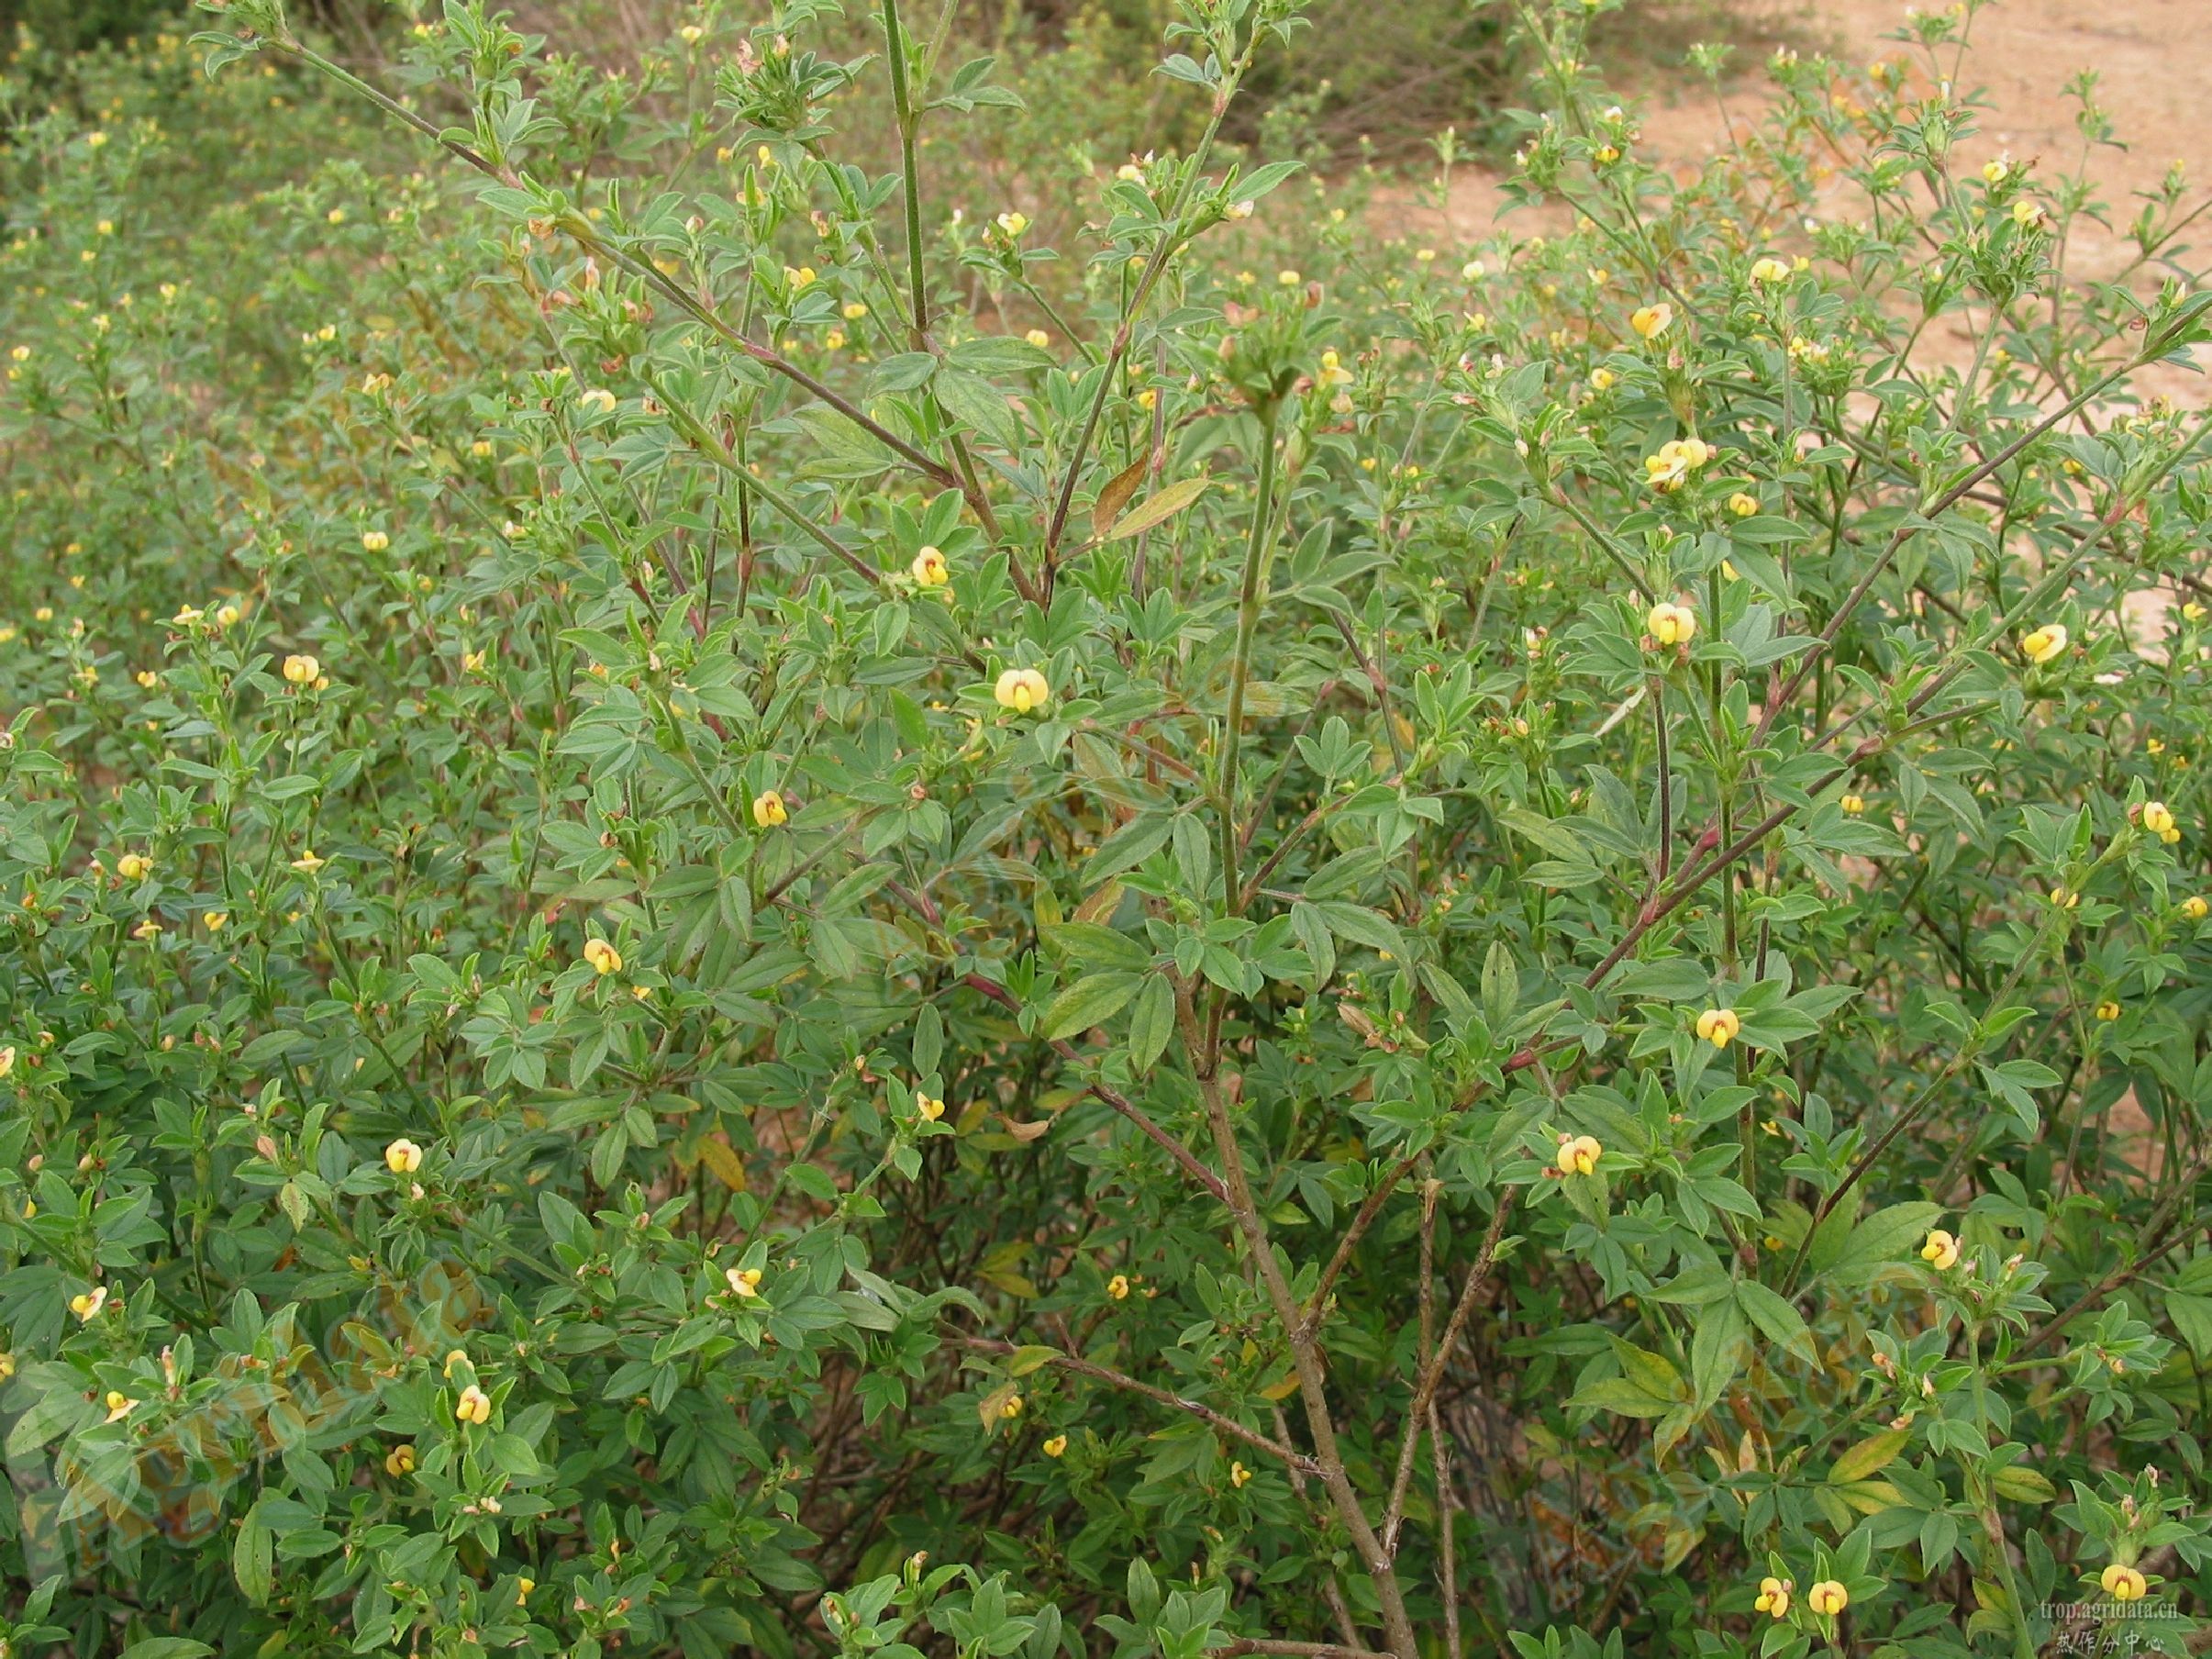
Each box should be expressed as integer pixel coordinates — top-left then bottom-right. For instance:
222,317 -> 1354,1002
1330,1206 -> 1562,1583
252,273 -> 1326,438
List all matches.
1396,0 -> 2211,338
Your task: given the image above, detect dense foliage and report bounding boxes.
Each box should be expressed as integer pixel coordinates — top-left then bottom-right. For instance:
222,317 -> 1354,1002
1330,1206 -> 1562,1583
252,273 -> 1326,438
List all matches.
4,2 -> 2212,1656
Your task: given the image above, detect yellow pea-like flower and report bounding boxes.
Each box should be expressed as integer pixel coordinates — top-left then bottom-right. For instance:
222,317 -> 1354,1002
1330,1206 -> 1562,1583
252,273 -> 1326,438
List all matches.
752,790 -> 788,828
1555,1133 -> 1602,1177
2018,623 -> 2068,665
583,938 -> 623,975
282,653 -> 319,685
1807,1581 -> 1848,1617
910,546 -> 950,587
726,1266 -> 763,1298
1042,1434 -> 1068,1457
1646,602 -> 1696,648
384,1138 -> 424,1175
385,1443 -> 417,1476
994,668 -> 1050,714
2100,1564 -> 2147,1602
1629,302 -> 1673,340
1695,1008 -> 1740,1048
455,1385 -> 492,1425
1753,1576 -> 1792,1619
1920,1229 -> 1960,1270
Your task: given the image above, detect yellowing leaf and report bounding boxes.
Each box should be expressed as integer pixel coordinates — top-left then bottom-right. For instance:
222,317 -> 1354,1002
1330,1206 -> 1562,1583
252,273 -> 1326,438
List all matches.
696,1136 -> 749,1192
1091,454 -> 1150,536
1102,474 -> 1210,542
1829,1429 -> 1908,1484
1990,1465 -> 2057,1503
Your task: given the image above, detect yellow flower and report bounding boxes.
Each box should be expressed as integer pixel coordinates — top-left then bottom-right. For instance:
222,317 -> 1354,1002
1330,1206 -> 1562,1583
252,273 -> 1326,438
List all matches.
107,850 -> 145,880
1629,302 -> 1673,340
361,529 -> 389,553
1589,367 -> 1615,392
384,1138 -> 424,1174
726,1265 -> 763,1298
1920,1229 -> 1960,1270
1983,158 -> 2009,184
172,605 -> 205,626
2184,602 -> 2206,621
2095,999 -> 2120,1022
1728,492 -> 1758,517
517,1576 -> 536,1601
1025,328 -> 1050,348
842,302 -> 869,320
784,265 -> 817,291
1749,256 -> 1791,284
996,211 -> 1029,238
385,1443 -> 417,1476
910,546 -> 950,587
203,910 -> 228,932
290,850 -> 325,873
995,668 -> 1050,714
1317,349 -> 1352,389
2141,800 -> 2176,838
455,1385 -> 493,1425
1807,1581 -> 1848,1617
104,1390 -> 139,1423
216,604 -> 240,629
1000,1392 -> 1024,1420
1276,269 -> 1302,286
0,1046 -> 13,1081
2100,1564 -> 2147,1602
281,653 -> 320,685
1646,602 -> 1696,648
583,938 -> 623,975
1229,1461 -> 1252,1487
916,1092 -> 945,1122
679,23 -> 704,42
2182,896 -> 2207,920
1554,1133 -> 1602,1177
1754,1577 -> 1792,1619
2018,623 -> 2068,665
1695,1008 -> 1740,1048
1042,1434 -> 1068,1457
579,387 -> 617,414
1106,1273 -> 1130,1301
1643,439 -> 1712,494
2012,199 -> 2044,229
1840,794 -> 1865,816
752,789 -> 788,828
133,919 -> 161,941
70,1286 -> 110,1321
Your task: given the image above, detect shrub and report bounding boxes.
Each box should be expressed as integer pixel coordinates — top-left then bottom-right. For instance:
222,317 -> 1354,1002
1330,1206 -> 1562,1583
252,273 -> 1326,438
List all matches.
3,1 -> 2211,1656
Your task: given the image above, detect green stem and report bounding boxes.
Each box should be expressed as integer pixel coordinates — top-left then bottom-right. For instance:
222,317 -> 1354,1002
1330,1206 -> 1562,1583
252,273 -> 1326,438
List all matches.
1218,404 -> 1282,919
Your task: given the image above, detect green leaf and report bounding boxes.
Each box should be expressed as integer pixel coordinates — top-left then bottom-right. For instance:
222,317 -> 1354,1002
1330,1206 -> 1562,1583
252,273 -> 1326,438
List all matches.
1736,1280 -> 1815,1361
232,1501 -> 272,1607
1128,974 -> 1175,1072
120,1642 -> 217,1659
1043,973 -> 1143,1041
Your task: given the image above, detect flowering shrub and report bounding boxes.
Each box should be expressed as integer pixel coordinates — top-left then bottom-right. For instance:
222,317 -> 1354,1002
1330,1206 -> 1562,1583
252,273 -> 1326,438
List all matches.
4,1 -> 2212,1655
